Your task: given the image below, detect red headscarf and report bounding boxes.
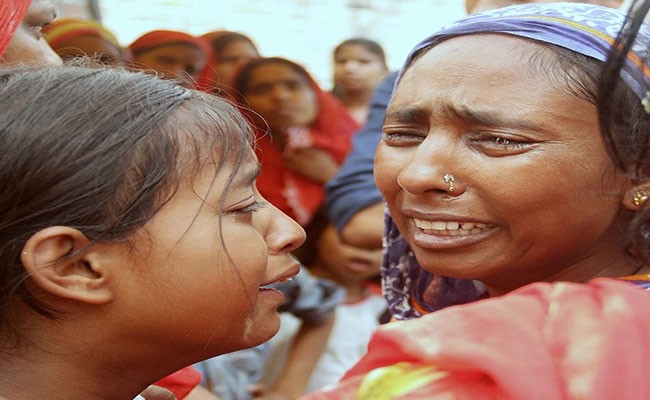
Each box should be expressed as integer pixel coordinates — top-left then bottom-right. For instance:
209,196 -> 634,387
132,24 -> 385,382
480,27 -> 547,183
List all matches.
302,278 -> 650,399
0,0 -> 30,57
129,29 -> 208,58
235,58 -> 359,226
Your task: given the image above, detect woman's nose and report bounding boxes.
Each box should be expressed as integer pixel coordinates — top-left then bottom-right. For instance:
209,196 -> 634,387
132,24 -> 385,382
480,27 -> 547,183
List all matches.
396,136 -> 464,196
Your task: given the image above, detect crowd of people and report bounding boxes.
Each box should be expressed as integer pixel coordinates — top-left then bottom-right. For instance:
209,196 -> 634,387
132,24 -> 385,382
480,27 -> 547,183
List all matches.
2,0 -> 650,399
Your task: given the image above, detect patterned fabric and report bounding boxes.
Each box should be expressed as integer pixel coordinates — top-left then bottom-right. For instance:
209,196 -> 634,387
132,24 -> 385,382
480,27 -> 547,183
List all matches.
302,278 -> 650,400
383,2 -> 650,321
0,0 -> 29,57
402,2 -> 650,100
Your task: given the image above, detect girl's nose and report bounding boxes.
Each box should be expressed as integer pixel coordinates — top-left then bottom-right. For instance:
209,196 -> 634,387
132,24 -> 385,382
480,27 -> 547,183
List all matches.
266,205 -> 306,255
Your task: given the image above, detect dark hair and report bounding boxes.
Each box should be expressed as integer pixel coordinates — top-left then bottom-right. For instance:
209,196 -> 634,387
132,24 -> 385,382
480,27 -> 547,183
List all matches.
333,37 -> 387,68
210,32 -> 258,62
0,66 -> 254,328
599,0 -> 650,262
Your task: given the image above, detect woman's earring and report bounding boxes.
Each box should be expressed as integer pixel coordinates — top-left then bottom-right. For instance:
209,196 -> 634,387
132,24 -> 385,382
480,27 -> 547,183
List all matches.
443,173 -> 455,192
633,190 -> 650,207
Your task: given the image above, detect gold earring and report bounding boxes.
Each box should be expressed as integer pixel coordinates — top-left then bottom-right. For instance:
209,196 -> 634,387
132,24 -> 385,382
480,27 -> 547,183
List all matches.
633,190 -> 650,207
443,173 -> 455,192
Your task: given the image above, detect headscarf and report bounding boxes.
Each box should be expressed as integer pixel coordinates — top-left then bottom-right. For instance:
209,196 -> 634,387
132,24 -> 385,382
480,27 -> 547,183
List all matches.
382,2 -> 650,320
43,17 -> 122,51
0,0 -> 30,57
129,30 -> 208,59
235,57 -> 359,226
302,278 -> 650,400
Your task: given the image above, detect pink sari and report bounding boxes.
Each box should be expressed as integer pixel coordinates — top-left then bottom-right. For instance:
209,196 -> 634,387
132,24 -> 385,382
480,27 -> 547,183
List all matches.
302,278 -> 650,399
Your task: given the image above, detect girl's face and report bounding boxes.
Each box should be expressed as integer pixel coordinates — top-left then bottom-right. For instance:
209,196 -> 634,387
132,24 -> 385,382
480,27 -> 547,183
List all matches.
375,34 -> 630,294
215,39 -> 259,89
333,44 -> 387,94
109,148 -> 305,360
2,0 -> 61,66
243,63 -> 318,132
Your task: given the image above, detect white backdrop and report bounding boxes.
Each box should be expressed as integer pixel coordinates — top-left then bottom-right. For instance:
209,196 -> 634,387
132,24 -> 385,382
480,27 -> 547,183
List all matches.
94,0 -> 467,88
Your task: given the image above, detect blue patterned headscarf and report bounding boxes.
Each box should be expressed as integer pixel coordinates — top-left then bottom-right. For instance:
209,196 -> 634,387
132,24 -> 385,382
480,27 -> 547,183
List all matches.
383,2 -> 650,320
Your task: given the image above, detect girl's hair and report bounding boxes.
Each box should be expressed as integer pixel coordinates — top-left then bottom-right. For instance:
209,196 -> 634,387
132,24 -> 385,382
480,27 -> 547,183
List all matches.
333,38 -> 387,68
598,0 -> 650,262
0,66 -> 254,326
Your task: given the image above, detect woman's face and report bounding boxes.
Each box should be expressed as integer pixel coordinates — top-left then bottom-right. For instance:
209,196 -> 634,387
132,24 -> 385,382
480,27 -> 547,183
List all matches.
109,148 -> 305,360
242,62 -> 318,132
375,34 -> 630,294
134,44 -> 205,87
215,39 -> 259,89
333,44 -> 387,94
1,0 -> 61,66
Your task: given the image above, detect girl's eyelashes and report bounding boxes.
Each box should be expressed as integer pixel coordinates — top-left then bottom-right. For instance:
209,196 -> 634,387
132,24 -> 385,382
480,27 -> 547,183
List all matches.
226,200 -> 269,215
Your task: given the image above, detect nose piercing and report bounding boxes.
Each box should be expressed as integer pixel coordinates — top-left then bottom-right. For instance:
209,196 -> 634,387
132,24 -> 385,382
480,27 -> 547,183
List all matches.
443,173 -> 455,192
633,190 -> 650,207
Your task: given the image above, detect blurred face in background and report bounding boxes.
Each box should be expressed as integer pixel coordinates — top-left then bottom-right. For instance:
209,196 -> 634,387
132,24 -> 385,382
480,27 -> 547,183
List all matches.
215,38 -> 259,89
242,62 -> 318,133
134,44 -> 205,87
333,43 -> 387,96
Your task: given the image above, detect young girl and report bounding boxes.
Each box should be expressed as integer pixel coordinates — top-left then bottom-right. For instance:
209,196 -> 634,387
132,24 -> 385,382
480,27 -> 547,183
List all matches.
0,65 -> 305,400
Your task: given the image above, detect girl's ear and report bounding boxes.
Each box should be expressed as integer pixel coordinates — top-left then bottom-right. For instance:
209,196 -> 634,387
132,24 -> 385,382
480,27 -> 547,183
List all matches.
622,182 -> 650,211
21,226 -> 113,305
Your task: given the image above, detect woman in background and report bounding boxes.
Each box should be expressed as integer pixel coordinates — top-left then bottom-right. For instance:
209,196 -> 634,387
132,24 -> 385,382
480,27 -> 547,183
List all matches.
234,57 -> 359,226
199,30 -> 260,97
129,30 -> 208,88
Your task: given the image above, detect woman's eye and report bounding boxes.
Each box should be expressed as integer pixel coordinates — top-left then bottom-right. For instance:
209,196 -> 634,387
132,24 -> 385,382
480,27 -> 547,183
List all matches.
471,133 -> 533,154
381,130 -> 425,146
488,136 -> 529,149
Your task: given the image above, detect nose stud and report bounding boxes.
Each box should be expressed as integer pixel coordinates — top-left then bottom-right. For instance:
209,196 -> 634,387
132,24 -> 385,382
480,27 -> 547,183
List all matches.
443,173 -> 455,192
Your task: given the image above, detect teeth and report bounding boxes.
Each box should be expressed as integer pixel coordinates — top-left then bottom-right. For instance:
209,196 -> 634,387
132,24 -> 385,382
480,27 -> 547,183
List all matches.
414,218 -> 490,234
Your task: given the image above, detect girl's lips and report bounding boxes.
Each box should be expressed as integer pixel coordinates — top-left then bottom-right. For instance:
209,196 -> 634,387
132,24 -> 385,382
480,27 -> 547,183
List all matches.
260,263 -> 301,289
